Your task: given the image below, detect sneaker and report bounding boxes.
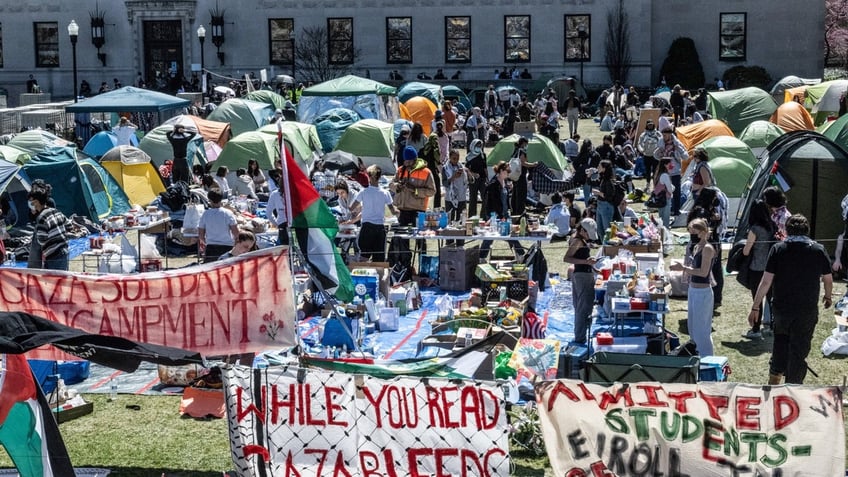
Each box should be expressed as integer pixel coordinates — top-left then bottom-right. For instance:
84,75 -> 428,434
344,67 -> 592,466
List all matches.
742,329 -> 762,340
762,325 -> 773,337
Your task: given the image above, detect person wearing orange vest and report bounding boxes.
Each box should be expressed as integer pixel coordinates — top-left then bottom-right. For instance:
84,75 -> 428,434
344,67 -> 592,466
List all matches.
390,146 -> 436,226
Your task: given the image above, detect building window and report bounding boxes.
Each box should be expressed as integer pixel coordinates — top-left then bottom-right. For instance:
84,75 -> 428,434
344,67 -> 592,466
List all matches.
34,22 -> 59,68
504,15 -> 530,63
269,18 -> 294,66
564,14 -> 590,62
719,13 -> 746,61
445,16 -> 470,63
328,18 -> 354,65
386,17 -> 412,64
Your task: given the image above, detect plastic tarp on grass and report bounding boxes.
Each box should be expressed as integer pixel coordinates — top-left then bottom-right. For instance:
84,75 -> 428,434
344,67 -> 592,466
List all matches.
206,99 -> 274,136
138,124 -> 207,167
397,82 -> 442,105
99,146 -> 166,207
313,108 -> 361,153
162,114 -> 231,147
487,133 -> 569,173
297,75 -> 399,125
707,87 -> 777,135
769,75 -> 821,104
769,101 -> 815,133
23,146 -> 132,221
0,157 -> 31,228
819,114 -> 848,154
258,121 -> 323,172
83,131 -> 139,159
804,79 -> 848,125
64,86 -> 190,113
7,129 -> 72,156
738,120 -> 785,155
735,131 -> 848,254
403,96 -> 438,135
334,119 -> 396,175
442,85 -> 472,114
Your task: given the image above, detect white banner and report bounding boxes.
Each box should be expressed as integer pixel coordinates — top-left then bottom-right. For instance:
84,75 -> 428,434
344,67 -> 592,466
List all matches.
538,379 -> 845,476
223,366 -> 510,477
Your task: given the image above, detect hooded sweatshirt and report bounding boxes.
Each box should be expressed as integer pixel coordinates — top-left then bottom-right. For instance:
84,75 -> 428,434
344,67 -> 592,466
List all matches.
391,158 -> 436,211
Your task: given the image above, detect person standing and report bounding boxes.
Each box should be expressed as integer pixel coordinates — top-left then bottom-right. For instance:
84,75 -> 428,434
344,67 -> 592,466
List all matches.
347,165 -> 397,262
510,137 -> 537,216
197,189 -> 239,263
563,90 -> 582,139
27,186 -> 69,271
689,148 -> 716,202
464,139 -> 488,217
421,133 -> 442,209
480,161 -> 525,260
670,84 -> 684,127
166,124 -> 197,184
747,214 -> 832,385
113,116 -> 138,146
592,160 -> 616,239
563,218 -> 599,344
654,127 -> 688,217
650,157 -> 675,228
741,200 -> 776,339
390,146 -> 436,226
637,119 -> 661,182
442,149 -> 468,223
670,217 -> 716,356
266,178 -> 289,246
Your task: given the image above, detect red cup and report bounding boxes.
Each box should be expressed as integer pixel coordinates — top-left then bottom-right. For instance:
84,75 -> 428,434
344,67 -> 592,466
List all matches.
618,261 -> 627,273
601,267 -> 611,281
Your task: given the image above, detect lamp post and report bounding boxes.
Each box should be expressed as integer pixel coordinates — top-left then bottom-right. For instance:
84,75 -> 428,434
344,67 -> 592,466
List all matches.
197,25 -> 206,72
68,20 -> 79,103
577,25 -> 588,85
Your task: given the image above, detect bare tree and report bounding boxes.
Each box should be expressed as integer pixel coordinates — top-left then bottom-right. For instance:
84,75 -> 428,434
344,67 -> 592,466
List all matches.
294,26 -> 362,83
604,0 -> 631,83
824,0 -> 848,68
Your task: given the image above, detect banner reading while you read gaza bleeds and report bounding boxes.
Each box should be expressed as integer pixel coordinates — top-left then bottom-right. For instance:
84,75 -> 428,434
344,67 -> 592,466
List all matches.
223,365 -> 510,477
0,247 -> 295,358
538,379 -> 845,476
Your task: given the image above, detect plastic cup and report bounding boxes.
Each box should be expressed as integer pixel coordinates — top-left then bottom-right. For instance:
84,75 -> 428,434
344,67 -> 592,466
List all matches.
601,267 -> 612,281
623,217 -> 632,227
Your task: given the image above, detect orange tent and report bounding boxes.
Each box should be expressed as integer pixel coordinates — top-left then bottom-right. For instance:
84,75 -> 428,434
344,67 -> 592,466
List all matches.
769,101 -> 814,132
783,86 -> 809,104
163,114 -> 232,148
404,96 -> 438,135
675,119 -> 735,169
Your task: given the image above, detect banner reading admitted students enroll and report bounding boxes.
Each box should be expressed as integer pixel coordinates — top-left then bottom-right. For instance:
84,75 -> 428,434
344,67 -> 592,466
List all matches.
0,247 -> 296,359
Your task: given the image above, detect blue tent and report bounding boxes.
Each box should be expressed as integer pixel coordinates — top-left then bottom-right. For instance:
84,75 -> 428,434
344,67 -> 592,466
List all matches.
314,108 -> 361,153
0,157 -> 31,228
22,146 -> 132,221
397,82 -> 441,105
83,131 -> 139,158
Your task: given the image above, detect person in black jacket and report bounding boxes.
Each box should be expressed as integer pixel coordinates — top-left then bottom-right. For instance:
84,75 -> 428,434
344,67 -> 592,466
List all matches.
480,161 -> 525,260
465,139 -> 488,217
166,124 -> 197,184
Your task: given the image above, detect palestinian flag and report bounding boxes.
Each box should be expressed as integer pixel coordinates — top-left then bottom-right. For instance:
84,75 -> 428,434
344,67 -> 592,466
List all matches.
0,354 -> 74,477
282,138 -> 354,302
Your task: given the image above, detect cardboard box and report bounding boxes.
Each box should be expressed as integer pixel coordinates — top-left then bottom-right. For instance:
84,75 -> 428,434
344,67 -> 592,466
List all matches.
475,263 -> 510,282
514,121 -> 536,135
439,246 -> 480,291
455,326 -> 490,347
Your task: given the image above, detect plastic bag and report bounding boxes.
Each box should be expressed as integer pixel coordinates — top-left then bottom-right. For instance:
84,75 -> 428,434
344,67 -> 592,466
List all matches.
139,233 -> 162,259
821,328 -> 848,356
181,203 -> 204,235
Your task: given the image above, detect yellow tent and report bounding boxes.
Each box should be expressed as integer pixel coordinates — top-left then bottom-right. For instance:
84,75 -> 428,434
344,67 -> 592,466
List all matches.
99,145 -> 166,206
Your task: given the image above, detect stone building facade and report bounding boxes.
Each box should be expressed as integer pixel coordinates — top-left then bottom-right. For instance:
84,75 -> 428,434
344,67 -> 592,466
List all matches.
0,0 -> 825,105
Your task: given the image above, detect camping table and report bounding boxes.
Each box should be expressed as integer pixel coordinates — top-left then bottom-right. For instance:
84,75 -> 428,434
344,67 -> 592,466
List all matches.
605,305 -> 669,355
117,217 -> 171,272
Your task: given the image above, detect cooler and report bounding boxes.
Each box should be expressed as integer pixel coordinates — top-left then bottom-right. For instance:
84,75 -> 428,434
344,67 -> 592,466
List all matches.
699,356 -> 730,382
582,352 -> 700,385
351,268 -> 379,300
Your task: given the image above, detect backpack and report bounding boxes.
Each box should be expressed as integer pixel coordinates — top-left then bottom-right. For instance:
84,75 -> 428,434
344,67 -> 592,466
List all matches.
159,182 -> 191,212
612,180 -> 628,207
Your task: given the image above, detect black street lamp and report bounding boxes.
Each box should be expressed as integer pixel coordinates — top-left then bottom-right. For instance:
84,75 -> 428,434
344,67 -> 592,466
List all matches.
197,25 -> 206,72
68,20 -> 79,103
577,25 -> 588,84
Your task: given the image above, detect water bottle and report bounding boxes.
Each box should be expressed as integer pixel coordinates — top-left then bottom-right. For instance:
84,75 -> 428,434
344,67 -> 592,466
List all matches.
464,331 -> 472,347
109,379 -> 118,401
9,252 -> 14,265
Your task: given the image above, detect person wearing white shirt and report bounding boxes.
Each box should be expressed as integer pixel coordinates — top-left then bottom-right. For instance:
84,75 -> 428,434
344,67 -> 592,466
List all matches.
346,166 -> 397,262
198,189 -> 239,263
546,193 -> 571,242
266,186 -> 289,246
113,116 -> 138,146
213,166 -> 232,199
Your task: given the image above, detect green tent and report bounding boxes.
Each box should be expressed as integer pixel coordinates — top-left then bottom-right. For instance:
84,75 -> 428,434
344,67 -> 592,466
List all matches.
486,133 -> 568,172
334,119 -> 396,174
737,120 -> 785,155
804,79 -> 848,125
707,87 -> 777,135
298,75 -> 399,125
7,130 -> 73,156
442,85 -> 472,113
397,82 -> 441,104
214,132 -> 280,172
258,121 -> 323,172
819,114 -> 848,154
244,90 -> 289,111
137,124 -> 208,167
0,145 -> 32,165
206,98 -> 274,136
22,146 -> 131,221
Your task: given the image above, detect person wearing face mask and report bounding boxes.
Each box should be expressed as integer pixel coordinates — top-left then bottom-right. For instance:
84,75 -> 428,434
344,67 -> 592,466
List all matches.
27,185 -> 69,270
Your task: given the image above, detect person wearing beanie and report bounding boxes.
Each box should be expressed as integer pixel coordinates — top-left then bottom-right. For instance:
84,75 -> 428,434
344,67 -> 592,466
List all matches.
390,145 -> 436,226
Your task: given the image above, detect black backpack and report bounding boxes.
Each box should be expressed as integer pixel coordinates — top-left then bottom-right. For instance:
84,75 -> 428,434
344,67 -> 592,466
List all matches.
159,182 -> 191,211
612,180 -> 627,207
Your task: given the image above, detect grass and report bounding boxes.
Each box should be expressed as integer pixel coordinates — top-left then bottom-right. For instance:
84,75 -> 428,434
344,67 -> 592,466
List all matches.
2,119 -> 846,475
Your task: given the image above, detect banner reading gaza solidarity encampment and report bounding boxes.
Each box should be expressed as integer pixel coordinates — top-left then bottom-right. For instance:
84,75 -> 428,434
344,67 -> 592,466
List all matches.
537,379 -> 845,476
0,247 -> 295,358
223,365 -> 510,477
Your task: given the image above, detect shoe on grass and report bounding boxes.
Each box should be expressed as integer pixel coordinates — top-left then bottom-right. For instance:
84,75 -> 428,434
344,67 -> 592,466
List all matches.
742,329 -> 762,340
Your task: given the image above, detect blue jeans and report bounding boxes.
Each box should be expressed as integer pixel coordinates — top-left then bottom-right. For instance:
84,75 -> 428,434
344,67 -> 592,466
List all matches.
43,250 -> 69,271
658,200 -> 671,229
596,201 -> 615,239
